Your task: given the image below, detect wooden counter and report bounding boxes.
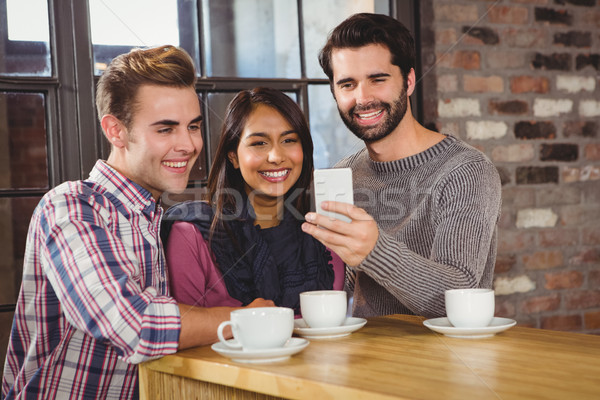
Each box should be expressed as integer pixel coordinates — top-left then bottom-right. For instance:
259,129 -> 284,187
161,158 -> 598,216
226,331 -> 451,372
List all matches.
139,314 -> 600,399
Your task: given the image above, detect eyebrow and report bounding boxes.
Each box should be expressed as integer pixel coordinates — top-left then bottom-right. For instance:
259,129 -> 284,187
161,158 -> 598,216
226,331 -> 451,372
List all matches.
335,72 -> 391,86
150,114 -> 203,126
244,130 -> 297,138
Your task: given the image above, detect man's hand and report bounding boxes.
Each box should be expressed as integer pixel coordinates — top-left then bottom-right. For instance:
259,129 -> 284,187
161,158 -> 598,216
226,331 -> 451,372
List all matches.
178,298 -> 275,349
301,201 -> 378,267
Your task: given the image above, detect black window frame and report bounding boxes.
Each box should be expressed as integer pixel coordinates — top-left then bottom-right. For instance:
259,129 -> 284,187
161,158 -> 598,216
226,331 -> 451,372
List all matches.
0,0 -> 421,311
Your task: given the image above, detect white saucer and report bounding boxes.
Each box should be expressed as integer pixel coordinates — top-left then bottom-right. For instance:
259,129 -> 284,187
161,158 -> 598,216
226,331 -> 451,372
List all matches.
293,317 -> 367,339
423,317 -> 516,339
211,337 -> 309,363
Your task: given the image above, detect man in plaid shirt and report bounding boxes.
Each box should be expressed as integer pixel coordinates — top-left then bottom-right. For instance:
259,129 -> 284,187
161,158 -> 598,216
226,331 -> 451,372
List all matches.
2,45 -> 272,400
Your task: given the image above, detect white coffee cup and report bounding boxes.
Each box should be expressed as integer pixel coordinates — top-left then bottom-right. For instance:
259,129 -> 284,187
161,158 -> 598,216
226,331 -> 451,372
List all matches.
445,288 -> 495,328
217,307 -> 293,350
300,290 -> 347,328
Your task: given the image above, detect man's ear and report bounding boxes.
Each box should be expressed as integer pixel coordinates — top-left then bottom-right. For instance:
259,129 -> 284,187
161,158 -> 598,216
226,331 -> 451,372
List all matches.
227,151 -> 239,169
101,115 -> 126,148
406,68 -> 416,97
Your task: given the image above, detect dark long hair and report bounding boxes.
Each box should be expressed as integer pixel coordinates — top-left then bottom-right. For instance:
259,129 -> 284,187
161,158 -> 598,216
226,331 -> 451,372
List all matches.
318,13 -> 415,82
206,87 -> 314,235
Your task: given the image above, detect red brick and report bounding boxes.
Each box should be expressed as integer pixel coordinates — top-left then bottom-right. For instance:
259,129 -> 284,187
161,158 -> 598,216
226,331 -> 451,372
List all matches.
498,211 -> 515,229
584,311 -> 600,330
540,144 -> 578,162
502,28 -> 547,48
544,270 -> 583,290
486,51 -> 528,69
563,121 -> 598,138
566,290 -> 600,310
489,100 -> 528,115
541,315 -> 582,331
511,0 -> 548,5
488,6 -> 529,24
590,271 -> 600,287
510,76 -> 549,94
435,4 -> 479,23
464,75 -> 504,92
517,166 -> 559,184
569,248 -> 600,265
462,27 -> 499,45
436,51 -> 481,70
501,187 -> 536,208
560,205 -> 600,227
581,9 -> 600,28
521,294 -> 561,313
536,186 -> 581,206
539,229 -> 578,247
435,28 -> 458,45
532,53 -> 572,71
495,254 -> 517,273
561,166 -> 600,183
495,298 -> 516,318
498,231 -> 536,252
585,144 -> 600,161
582,226 -> 600,245
523,250 -> 564,270
535,8 -> 573,26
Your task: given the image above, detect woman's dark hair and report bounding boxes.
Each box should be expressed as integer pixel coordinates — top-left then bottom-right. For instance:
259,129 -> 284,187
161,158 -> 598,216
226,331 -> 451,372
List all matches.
319,13 -> 415,82
206,87 -> 314,233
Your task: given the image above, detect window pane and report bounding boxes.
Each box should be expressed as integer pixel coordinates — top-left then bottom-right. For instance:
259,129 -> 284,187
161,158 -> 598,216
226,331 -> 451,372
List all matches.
308,84 -> 363,168
0,0 -> 51,76
0,92 -> 49,189
0,196 -> 40,304
89,0 -> 199,75
202,0 -> 300,78
188,93 -> 208,182
206,92 -> 238,162
302,0 -> 389,78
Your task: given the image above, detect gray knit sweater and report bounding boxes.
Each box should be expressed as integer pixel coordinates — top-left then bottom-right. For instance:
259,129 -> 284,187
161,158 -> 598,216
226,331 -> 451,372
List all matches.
336,135 -> 502,319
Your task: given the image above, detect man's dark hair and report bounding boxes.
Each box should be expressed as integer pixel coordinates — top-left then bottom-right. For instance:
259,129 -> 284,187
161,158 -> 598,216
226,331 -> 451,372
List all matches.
319,13 -> 415,82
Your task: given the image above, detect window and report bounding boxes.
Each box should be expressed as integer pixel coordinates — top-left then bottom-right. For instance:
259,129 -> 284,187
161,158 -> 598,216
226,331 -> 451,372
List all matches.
0,0 -> 419,357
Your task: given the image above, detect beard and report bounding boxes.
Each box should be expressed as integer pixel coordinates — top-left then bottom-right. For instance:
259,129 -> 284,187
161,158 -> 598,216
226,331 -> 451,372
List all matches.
337,83 -> 408,143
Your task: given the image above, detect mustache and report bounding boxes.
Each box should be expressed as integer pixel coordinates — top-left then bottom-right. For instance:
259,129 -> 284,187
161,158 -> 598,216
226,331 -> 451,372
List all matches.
350,101 -> 391,115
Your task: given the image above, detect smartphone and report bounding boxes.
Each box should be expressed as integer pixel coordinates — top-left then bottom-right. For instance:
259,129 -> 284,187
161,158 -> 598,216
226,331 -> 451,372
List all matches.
313,168 -> 354,223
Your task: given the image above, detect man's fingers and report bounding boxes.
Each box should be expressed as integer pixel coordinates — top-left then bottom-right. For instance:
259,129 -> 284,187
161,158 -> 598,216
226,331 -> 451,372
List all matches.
301,222 -> 347,247
321,201 -> 372,222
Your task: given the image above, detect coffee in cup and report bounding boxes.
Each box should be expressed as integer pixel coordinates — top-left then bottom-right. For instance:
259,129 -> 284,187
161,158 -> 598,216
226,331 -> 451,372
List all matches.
445,288 -> 495,328
217,307 -> 293,350
300,290 -> 347,328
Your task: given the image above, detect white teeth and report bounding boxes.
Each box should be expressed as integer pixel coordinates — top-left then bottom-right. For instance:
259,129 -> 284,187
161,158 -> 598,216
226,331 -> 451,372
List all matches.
261,170 -> 289,178
163,161 -> 187,168
357,110 -> 383,119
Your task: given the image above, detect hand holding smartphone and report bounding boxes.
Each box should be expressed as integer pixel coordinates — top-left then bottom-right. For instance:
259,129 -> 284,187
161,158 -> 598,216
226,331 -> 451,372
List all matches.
313,168 -> 354,223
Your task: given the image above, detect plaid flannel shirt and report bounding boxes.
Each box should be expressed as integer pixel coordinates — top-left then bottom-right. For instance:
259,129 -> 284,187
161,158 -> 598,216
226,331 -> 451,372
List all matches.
2,161 -> 181,400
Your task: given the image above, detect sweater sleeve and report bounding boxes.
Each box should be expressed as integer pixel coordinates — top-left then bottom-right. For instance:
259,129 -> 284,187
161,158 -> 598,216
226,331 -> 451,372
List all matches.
355,160 -> 501,318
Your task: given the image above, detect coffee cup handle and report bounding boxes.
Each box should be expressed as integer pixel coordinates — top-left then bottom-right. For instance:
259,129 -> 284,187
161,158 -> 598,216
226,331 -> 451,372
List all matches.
217,321 -> 242,349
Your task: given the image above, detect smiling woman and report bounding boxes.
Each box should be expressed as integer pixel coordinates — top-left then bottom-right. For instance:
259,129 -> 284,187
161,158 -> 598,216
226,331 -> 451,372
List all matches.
161,87 -> 344,315
228,104 -> 304,211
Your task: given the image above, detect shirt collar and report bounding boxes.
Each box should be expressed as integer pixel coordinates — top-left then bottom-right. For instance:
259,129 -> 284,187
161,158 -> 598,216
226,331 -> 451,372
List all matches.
88,160 -> 158,216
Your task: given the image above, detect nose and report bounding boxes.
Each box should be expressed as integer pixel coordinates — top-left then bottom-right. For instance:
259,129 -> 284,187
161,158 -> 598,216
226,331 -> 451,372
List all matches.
267,144 -> 284,164
175,128 -> 202,154
355,83 -> 374,106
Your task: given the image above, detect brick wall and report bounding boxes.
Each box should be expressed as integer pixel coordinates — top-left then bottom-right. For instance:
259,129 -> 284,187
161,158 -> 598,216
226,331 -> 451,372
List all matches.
420,0 -> 600,333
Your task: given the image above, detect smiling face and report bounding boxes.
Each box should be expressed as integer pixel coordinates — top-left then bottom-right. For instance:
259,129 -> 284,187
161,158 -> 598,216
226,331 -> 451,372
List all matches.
331,43 -> 411,143
104,84 -> 203,200
228,104 -> 304,203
